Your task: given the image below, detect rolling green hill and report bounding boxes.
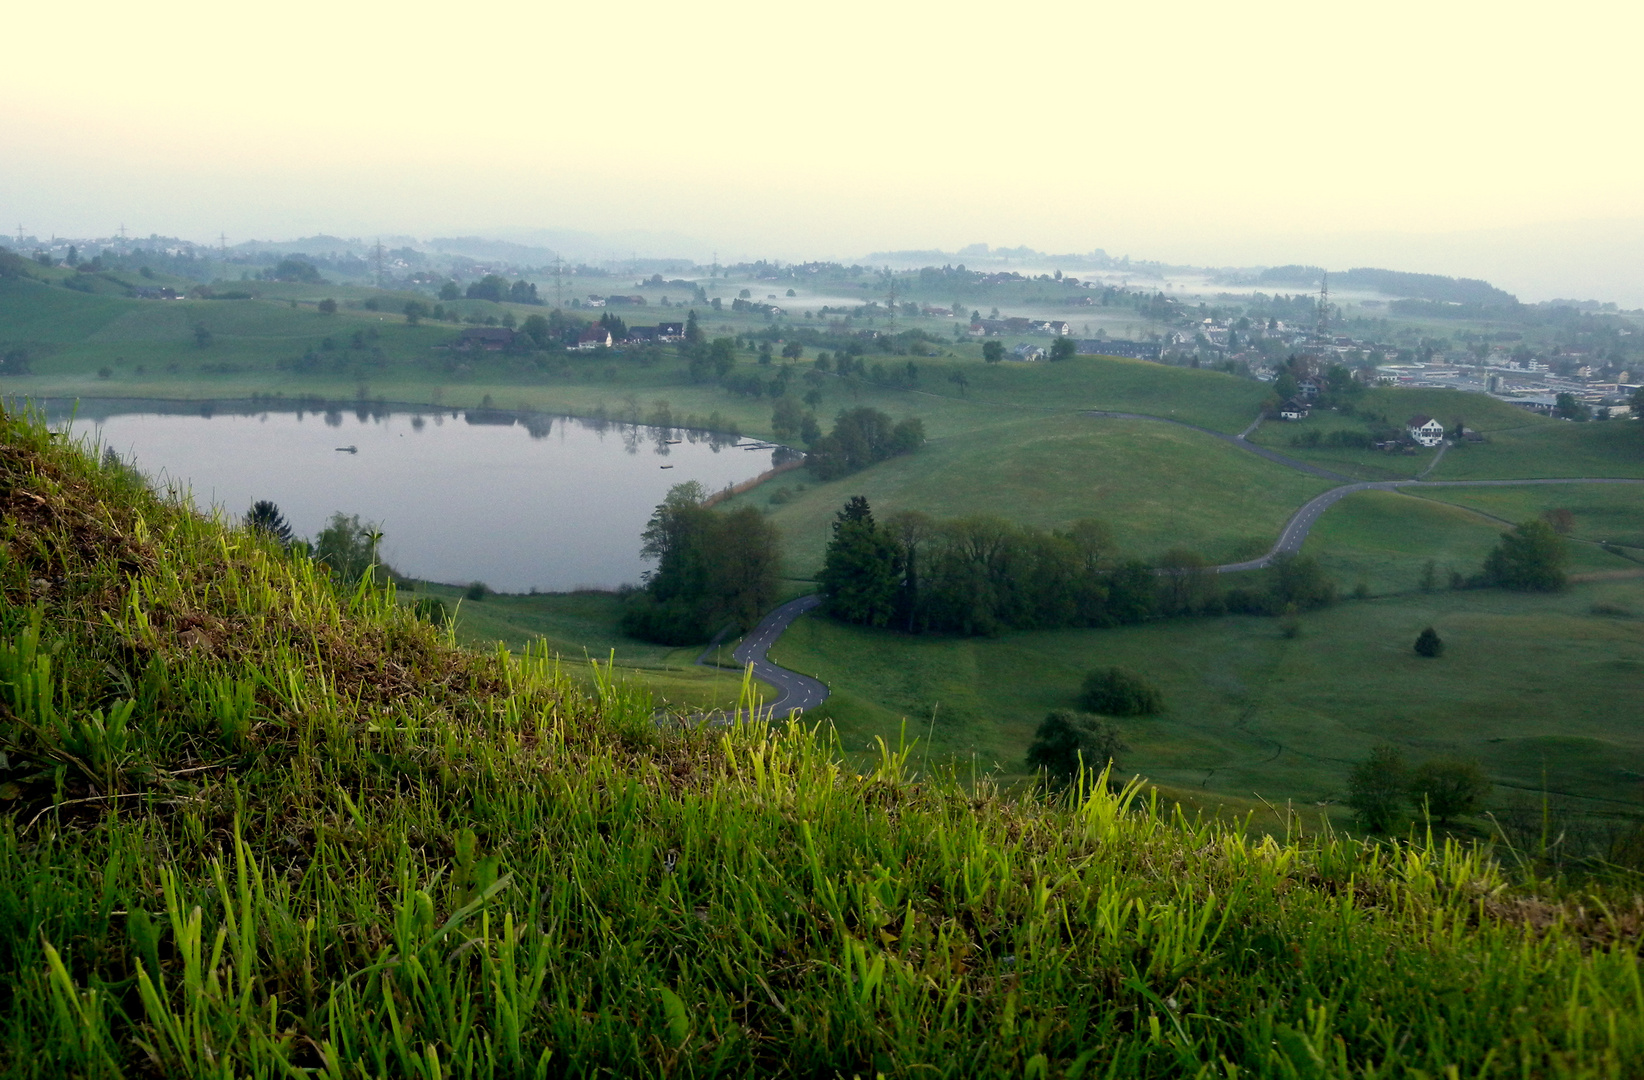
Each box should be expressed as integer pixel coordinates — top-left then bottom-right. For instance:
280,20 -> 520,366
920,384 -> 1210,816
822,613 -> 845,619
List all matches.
737,413 -> 1336,577
1,397 -> 1640,1078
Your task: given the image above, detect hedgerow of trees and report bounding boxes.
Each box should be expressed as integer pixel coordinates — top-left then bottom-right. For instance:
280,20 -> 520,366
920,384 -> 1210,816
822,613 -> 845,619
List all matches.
816,499 -> 1336,637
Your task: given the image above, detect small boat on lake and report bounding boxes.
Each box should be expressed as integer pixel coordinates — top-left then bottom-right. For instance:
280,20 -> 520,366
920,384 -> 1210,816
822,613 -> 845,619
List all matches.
335,446 -> 358,453
660,464 -> 674,469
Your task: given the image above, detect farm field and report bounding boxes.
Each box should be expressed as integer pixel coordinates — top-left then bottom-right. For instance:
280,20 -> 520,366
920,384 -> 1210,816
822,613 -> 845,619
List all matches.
770,574 -> 1644,823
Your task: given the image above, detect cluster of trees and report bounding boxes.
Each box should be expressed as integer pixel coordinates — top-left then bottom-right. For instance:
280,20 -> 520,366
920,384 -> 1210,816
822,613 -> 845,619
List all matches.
805,408 -> 925,481
817,499 -> 1337,637
1481,519 -> 1568,591
1347,745 -> 1492,832
442,276 -> 541,304
242,501 -> 398,587
621,482 -> 781,645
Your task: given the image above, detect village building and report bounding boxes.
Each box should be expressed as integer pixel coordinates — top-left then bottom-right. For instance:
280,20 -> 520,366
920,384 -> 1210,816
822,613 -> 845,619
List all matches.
458,327 -> 514,351
1278,398 -> 1310,421
1407,415 -> 1446,446
576,325 -> 614,351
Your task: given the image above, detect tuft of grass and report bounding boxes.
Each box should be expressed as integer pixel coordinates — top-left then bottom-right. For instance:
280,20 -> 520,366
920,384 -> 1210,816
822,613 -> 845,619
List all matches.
0,400 -> 1641,1076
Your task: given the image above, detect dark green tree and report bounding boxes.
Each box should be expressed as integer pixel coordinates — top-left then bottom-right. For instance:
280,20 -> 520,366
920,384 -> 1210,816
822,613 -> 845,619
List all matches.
818,498 -> 903,627
1553,393 -> 1590,421
982,341 -> 1004,363
1078,667 -> 1163,716
1481,519 -> 1567,591
1049,336 -> 1076,362
520,313 -> 551,348
438,281 -> 461,301
684,310 -> 702,345
318,298 -> 338,315
1408,758 -> 1490,823
1346,744 -> 1407,833
1414,626 -> 1444,657
243,500 -> 295,547
1026,710 -> 1125,787
622,482 -> 781,644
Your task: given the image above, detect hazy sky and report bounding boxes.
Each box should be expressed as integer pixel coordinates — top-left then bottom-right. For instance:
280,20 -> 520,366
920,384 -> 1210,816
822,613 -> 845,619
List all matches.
5,0 -> 1641,302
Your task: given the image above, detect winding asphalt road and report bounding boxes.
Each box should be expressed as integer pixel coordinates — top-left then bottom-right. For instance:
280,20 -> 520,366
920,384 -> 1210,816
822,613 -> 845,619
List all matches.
699,409 -> 1644,715
695,595 -> 828,720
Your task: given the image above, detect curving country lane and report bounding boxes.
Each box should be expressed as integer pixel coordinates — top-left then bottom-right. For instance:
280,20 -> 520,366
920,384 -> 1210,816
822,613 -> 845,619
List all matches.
695,594 -> 828,720
698,409 -> 1644,717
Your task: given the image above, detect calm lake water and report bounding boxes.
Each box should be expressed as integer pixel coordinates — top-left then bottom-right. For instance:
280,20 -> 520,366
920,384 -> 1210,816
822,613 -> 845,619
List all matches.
44,400 -> 783,593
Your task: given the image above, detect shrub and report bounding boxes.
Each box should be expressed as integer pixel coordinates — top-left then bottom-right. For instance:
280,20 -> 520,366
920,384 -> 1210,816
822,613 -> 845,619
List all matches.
318,298 -> 338,315
1408,758 -> 1490,823
1347,744 -> 1407,833
1078,667 -> 1162,716
1414,626 -> 1444,657
465,581 -> 489,602
1026,710 -> 1125,786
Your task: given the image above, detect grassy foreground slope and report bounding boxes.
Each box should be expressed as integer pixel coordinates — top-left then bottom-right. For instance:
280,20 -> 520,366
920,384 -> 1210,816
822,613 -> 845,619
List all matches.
2,411 -> 1643,1076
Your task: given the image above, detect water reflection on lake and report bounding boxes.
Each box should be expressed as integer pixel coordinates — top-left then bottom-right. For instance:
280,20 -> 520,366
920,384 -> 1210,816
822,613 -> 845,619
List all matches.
44,399 -> 785,593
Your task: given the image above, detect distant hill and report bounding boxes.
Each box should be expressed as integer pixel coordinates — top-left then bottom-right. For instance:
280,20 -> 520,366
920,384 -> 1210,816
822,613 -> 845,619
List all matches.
1254,264 -> 1516,306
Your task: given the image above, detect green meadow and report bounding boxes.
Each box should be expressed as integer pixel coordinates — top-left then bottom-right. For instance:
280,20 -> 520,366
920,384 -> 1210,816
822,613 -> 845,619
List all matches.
770,573 -> 1644,822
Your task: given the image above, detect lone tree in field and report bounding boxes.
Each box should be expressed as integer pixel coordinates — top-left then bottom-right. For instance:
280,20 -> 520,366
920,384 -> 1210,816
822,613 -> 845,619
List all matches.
1414,626 -> 1445,657
1347,744 -> 1408,833
1408,757 -> 1491,824
1049,336 -> 1077,362
243,500 -> 295,548
1078,667 -> 1163,716
1481,519 -> 1568,592
982,340 -> 1004,363
318,298 -> 338,315
1026,710 -> 1125,788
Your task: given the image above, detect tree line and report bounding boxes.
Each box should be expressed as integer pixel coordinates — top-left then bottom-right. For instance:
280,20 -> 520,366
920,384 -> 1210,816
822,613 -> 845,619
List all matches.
817,498 -> 1338,637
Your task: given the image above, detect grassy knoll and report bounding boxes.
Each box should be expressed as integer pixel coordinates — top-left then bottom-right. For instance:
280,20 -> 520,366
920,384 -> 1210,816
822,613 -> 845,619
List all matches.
772,574 -> 1644,820
3,405 -> 1643,1077
405,583 -> 773,714
737,413 -> 1335,577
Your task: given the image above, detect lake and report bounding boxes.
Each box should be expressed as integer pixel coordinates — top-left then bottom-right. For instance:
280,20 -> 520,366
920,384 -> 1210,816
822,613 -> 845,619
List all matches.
41,399 -> 786,593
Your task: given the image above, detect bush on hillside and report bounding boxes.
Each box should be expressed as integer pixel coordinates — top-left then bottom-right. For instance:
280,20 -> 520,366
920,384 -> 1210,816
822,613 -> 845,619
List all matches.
1347,744 -> 1408,832
1408,757 -> 1491,823
1414,626 -> 1444,657
1078,667 -> 1163,716
1026,709 -> 1125,786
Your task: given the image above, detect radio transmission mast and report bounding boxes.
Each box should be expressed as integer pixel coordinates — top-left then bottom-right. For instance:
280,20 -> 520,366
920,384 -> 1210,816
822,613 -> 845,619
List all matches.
1315,271 -> 1330,343
552,255 -> 564,309
373,240 -> 386,288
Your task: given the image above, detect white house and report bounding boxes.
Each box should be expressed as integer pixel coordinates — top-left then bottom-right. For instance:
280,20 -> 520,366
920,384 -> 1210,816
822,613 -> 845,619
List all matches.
1278,398 -> 1309,421
1407,415 -> 1445,446
576,326 -> 614,351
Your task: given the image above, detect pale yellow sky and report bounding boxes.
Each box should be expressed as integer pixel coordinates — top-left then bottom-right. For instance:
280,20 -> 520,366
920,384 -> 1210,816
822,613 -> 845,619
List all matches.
4,0 -> 1641,298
